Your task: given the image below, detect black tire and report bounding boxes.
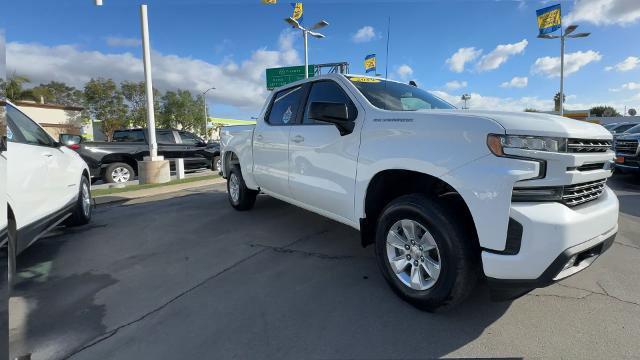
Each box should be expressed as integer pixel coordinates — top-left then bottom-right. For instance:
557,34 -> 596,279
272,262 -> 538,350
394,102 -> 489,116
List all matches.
66,176 -> 92,227
375,194 -> 478,312
213,155 -> 222,172
103,162 -> 135,183
227,166 -> 258,211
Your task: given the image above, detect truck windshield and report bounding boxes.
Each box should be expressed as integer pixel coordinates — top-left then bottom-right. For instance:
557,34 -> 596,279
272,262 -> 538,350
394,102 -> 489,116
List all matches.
347,76 -> 455,111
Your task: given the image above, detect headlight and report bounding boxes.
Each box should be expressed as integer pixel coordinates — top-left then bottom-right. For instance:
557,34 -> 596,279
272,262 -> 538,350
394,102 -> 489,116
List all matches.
487,134 -> 567,156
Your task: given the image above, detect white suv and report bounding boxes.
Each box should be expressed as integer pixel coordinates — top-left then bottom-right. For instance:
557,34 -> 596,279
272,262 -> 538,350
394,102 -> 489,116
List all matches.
4,101 -> 92,279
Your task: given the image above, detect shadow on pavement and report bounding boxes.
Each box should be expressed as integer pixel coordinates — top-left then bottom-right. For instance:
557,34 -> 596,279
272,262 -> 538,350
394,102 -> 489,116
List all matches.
8,188 -> 513,360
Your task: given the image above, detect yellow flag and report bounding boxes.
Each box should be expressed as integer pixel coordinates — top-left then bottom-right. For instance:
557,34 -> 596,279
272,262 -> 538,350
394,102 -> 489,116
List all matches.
292,3 -> 303,22
261,0 -> 277,4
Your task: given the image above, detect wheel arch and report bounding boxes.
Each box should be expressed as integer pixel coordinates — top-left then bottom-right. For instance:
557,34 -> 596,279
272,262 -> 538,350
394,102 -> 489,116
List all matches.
359,169 -> 479,252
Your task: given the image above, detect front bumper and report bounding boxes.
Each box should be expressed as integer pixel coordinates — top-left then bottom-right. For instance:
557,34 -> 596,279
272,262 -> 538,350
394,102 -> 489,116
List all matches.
482,186 -> 619,297
614,155 -> 640,173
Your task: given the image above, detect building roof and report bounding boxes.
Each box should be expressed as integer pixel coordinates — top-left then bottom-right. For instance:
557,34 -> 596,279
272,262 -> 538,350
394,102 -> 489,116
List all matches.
13,100 -> 84,112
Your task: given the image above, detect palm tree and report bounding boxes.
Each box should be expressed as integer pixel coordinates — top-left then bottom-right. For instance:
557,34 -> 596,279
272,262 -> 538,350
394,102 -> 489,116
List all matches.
553,92 -> 565,112
5,73 -> 34,102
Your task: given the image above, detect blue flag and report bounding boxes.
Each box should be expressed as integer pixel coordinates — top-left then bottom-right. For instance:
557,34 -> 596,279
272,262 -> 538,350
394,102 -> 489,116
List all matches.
364,54 -> 376,73
536,4 -> 561,35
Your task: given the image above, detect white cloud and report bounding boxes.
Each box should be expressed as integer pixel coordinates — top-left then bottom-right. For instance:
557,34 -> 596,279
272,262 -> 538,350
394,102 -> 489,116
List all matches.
445,80 -> 467,90
430,89 -> 635,115
394,64 -> 414,81
476,39 -> 528,72
564,0 -> 640,26
500,76 -> 528,88
610,81 -> 640,92
445,47 -> 482,73
605,56 -> 640,71
105,36 -> 141,47
531,50 -> 602,77
352,26 -> 376,43
6,30 -> 300,112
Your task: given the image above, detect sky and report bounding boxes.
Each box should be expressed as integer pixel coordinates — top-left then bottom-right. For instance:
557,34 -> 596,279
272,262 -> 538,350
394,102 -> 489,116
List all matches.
2,0 -> 640,119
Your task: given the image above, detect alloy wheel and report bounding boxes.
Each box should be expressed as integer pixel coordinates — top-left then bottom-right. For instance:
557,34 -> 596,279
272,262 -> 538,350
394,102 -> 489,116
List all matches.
386,219 -> 441,291
111,167 -> 131,183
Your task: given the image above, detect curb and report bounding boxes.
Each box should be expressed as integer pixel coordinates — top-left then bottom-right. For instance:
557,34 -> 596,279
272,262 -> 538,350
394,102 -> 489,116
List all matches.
93,177 -> 226,206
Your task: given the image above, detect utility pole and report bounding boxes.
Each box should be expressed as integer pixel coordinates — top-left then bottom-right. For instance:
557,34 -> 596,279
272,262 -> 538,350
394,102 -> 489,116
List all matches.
140,4 -> 158,159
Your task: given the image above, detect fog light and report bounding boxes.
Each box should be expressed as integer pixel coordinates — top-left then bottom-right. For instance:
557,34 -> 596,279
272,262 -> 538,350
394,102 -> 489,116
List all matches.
561,255 -> 578,271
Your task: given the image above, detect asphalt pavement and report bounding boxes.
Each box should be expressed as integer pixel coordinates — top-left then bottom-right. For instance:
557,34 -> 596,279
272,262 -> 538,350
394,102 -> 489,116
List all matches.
4,173 -> 640,359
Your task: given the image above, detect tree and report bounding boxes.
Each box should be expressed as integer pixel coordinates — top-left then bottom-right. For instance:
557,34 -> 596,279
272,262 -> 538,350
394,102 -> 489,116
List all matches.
159,90 -> 206,136
121,81 -> 161,128
5,73 -> 35,102
84,78 -> 128,141
524,108 -> 540,113
553,92 -> 565,112
589,106 -> 621,117
31,81 -> 84,107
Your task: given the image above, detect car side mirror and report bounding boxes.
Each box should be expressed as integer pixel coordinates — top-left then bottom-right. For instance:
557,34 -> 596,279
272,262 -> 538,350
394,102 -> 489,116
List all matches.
59,134 -> 82,147
308,101 -> 355,136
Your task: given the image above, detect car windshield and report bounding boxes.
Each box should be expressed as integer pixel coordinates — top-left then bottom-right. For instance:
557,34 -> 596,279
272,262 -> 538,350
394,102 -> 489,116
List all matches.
624,124 -> 640,134
346,76 -> 455,111
612,124 -> 637,133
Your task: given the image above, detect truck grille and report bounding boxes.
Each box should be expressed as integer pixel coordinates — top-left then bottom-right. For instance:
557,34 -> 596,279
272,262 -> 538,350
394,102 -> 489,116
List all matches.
615,139 -> 639,155
567,139 -> 612,153
562,179 -> 607,207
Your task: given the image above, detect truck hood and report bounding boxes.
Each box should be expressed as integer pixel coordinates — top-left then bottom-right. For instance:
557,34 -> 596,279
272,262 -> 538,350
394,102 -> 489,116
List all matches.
616,132 -> 640,140
417,109 -> 611,139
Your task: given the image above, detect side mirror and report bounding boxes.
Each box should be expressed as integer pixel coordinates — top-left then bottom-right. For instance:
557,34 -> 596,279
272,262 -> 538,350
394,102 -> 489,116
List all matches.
59,134 -> 82,147
308,101 -> 355,136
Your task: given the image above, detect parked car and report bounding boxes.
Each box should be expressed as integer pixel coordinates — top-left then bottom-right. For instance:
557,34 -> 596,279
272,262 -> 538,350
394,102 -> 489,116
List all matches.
65,128 -> 221,183
613,132 -> 640,174
221,74 -> 618,311
607,122 -> 640,137
3,101 -> 92,282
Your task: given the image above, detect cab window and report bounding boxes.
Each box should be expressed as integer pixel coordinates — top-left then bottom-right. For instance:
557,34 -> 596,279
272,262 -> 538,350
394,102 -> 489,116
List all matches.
178,131 -> 202,145
266,86 -> 303,125
303,81 -> 357,124
113,130 -> 145,142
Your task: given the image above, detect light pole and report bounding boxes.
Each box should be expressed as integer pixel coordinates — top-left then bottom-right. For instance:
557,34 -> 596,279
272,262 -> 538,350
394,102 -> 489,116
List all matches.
284,18 -> 328,78
201,87 -> 215,139
538,24 -> 590,117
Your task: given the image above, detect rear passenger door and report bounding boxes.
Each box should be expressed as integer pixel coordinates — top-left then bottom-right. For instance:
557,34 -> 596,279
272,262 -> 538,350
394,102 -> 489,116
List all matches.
253,85 -> 304,198
288,80 -> 361,222
155,129 -> 183,160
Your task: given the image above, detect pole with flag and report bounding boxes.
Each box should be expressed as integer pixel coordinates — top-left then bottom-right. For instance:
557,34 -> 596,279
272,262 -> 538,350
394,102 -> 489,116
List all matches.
364,54 -> 377,74
291,2 -> 303,24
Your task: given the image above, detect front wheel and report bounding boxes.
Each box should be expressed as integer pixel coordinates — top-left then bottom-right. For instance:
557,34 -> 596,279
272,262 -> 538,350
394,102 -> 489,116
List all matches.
375,194 -> 478,312
227,166 -> 258,211
213,156 -> 222,172
66,176 -> 92,227
104,162 -> 134,183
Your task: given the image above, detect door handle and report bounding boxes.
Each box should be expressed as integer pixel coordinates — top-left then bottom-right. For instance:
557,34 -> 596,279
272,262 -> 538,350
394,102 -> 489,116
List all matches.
43,153 -> 53,158
256,134 -> 263,141
291,135 -> 304,143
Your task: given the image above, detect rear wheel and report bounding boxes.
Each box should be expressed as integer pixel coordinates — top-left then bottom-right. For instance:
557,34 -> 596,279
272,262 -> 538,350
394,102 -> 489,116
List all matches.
227,166 -> 258,211
104,162 -> 134,183
213,156 -> 222,172
375,194 -> 478,312
66,176 -> 92,227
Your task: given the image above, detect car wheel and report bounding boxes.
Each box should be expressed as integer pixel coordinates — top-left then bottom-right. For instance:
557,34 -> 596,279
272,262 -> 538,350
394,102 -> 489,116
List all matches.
227,166 -> 258,211
104,162 -> 134,183
66,176 -> 92,227
375,194 -> 478,312
213,156 -> 222,172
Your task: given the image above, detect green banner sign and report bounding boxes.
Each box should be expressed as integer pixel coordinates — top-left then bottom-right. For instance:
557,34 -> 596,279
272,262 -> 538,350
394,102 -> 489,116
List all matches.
266,65 -> 316,90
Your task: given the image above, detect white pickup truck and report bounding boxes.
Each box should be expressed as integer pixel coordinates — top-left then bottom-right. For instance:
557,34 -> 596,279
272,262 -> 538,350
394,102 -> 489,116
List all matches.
221,74 -> 618,311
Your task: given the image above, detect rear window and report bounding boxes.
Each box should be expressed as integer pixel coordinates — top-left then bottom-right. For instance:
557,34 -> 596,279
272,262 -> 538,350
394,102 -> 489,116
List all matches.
113,130 -> 145,142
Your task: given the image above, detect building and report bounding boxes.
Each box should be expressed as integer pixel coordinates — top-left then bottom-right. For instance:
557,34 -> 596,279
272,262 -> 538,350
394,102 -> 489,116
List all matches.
14,100 -> 93,140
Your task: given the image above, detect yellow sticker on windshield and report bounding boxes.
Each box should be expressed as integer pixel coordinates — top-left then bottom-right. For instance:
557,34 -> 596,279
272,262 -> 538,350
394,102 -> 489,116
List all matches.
349,77 -> 381,83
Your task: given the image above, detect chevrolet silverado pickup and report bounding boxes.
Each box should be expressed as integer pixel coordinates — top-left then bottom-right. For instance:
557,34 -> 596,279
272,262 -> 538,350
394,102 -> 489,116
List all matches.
65,128 -> 220,183
220,74 -> 619,311
614,131 -> 640,174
